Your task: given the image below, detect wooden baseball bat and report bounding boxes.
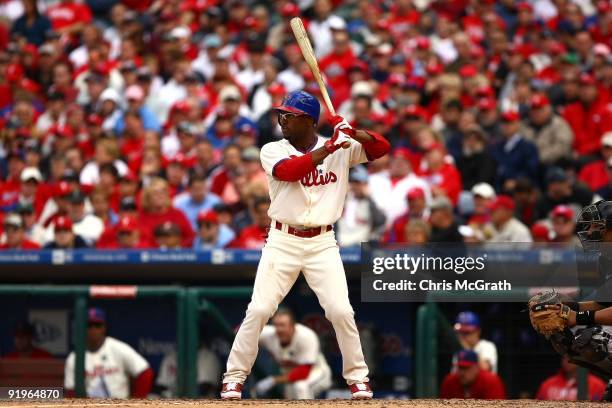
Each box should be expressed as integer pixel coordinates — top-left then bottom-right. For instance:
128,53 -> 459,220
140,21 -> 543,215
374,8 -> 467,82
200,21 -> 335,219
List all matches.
290,17 -> 336,116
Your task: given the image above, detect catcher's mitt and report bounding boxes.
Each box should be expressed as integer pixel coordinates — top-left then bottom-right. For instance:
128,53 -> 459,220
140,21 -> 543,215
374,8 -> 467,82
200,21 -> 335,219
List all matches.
528,291 -> 571,337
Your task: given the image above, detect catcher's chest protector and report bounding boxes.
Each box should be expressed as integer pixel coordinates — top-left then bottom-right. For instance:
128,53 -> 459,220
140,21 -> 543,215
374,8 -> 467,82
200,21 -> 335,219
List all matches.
552,325 -> 612,377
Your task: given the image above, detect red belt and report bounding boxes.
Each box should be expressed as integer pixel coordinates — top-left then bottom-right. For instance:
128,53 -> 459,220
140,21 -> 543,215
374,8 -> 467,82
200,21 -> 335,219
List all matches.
274,221 -> 332,238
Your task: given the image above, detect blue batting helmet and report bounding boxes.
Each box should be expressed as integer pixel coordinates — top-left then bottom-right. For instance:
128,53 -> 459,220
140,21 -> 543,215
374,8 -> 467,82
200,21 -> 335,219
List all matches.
275,90 -> 321,124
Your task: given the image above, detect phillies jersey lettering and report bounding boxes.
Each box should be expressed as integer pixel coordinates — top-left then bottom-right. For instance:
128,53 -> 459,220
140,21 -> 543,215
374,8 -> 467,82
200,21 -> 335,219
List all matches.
260,136 -> 367,226
64,336 -> 149,398
301,168 -> 338,187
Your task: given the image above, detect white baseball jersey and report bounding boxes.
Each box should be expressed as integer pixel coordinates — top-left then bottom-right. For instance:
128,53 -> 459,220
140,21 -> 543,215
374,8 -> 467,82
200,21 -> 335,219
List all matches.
156,348 -> 221,397
64,336 -> 150,398
260,136 -> 368,227
259,324 -> 330,374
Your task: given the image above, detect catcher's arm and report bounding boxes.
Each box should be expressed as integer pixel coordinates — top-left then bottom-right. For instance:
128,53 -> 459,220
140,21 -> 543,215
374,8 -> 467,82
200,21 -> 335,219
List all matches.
548,303 -> 612,327
579,301 -> 608,311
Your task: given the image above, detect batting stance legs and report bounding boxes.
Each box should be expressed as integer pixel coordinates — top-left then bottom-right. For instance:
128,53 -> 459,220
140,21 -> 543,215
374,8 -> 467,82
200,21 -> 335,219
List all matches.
223,228 -> 369,386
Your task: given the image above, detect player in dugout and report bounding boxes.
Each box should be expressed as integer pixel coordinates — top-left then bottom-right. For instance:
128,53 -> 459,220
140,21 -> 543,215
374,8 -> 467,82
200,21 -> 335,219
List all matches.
253,308 -> 332,399
64,307 -> 153,398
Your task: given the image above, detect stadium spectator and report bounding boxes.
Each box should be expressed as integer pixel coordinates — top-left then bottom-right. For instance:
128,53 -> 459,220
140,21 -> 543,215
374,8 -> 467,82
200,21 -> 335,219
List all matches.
46,0 -> 92,37
512,178 -> 539,227
485,195 -> 532,243
193,210 -> 235,250
96,197 -> 140,248
550,205 -> 581,246
491,110 -> 539,192
562,73 -> 612,158
596,158 -> 612,200
80,138 -> 128,188
139,178 -> 195,248
1,151 -> 26,212
116,171 -> 140,211
173,174 -> 221,230
209,144 -> 243,199
531,222 -> 552,243
522,94 -> 574,166
10,0 -> 52,46
418,143 -> 462,204
205,86 -> 255,150
0,213 -> 40,249
319,30 -> 357,106
15,166 -> 48,218
467,183 -> 496,227
579,132 -> 612,192
18,203 -> 45,245
440,350 -> 506,399
536,356 -> 606,401
369,148 -> 431,226
241,147 -> 267,187
231,197 -> 270,249
192,140 -> 217,179
90,187 -> 117,227
45,190 -> 103,246
428,196 -> 463,243
115,85 -> 161,135
386,187 -> 428,243
404,220 -> 431,244
111,216 -> 146,249
43,216 -> 89,249
456,125 -> 497,190
64,307 -> 153,398
2,322 -> 52,359
453,311 -> 498,373
164,154 -> 190,197
534,167 -> 594,221
153,222 -> 183,250
337,166 -> 386,246
308,0 -> 346,59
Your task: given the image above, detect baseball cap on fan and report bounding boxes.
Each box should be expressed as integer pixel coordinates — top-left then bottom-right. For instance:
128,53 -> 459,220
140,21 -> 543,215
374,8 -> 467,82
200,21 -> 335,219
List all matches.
20,167 -> 43,183
454,311 -> 481,333
349,165 -> 369,183
471,183 -> 496,200
455,349 -> 479,368
219,85 -> 242,103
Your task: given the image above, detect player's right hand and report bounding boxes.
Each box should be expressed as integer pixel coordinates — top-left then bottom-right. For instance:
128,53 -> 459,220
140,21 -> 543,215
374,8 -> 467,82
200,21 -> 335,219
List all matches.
325,126 -> 352,153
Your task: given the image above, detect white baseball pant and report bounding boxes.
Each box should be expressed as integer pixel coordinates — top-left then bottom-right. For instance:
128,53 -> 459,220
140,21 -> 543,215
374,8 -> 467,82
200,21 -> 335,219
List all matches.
223,226 -> 369,385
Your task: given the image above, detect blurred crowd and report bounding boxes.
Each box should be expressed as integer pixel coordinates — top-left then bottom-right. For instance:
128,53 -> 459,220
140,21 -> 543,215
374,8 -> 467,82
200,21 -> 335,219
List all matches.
1,0 -> 612,249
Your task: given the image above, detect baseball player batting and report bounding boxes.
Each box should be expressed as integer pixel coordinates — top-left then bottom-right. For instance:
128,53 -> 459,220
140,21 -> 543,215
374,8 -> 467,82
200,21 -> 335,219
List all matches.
221,90 -> 391,400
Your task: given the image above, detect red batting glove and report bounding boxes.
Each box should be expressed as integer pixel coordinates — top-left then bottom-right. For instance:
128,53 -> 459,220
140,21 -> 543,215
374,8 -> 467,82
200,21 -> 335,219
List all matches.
325,127 -> 352,153
330,115 -> 344,127
330,115 -> 355,136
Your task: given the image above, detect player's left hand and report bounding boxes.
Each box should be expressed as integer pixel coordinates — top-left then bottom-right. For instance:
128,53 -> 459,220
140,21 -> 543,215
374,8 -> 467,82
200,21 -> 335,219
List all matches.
255,376 -> 276,395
